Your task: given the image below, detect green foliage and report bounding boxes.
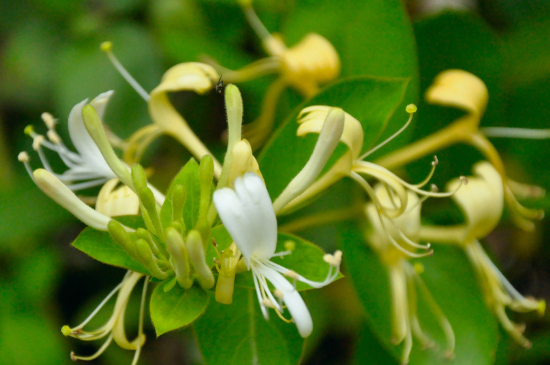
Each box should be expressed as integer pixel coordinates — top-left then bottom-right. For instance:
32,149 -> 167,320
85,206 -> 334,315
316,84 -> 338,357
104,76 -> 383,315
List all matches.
160,158 -> 202,230
340,221 -> 499,365
72,216 -> 150,275
194,287 -> 305,365
150,283 -> 209,336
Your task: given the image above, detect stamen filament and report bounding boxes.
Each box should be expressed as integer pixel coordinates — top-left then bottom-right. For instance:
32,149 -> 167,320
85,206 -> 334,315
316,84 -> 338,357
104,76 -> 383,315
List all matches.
70,334 -> 114,361
359,106 -> 415,161
100,42 -> 150,102
481,127 -> 550,139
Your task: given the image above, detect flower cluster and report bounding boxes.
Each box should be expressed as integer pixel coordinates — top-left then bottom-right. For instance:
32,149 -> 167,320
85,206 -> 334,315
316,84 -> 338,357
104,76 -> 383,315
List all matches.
18,3 -> 547,365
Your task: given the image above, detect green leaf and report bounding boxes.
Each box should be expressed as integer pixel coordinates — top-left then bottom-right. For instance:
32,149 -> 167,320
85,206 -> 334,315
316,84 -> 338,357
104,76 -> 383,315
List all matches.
150,283 -> 209,336
194,287 -> 304,365
339,221 -> 499,365
160,158 -> 201,229
259,77 -> 408,201
407,11 -> 505,186
72,217 -> 150,275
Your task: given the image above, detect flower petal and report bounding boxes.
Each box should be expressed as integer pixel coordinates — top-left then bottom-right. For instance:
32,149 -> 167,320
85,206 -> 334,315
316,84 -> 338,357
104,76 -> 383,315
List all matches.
256,263 -> 313,338
68,91 -> 116,178
213,173 -> 277,264
447,161 -> 503,239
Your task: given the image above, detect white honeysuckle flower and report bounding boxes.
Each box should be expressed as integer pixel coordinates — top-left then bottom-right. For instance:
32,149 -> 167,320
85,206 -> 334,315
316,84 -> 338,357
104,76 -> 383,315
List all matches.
22,91 -> 117,191
213,172 -> 341,338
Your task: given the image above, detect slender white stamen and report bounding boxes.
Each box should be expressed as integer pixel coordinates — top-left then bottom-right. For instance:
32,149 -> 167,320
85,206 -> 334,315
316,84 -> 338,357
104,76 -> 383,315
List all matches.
482,127 -> 550,139
352,172 -> 433,258
359,105 -> 416,161
239,0 -> 272,42
100,42 -> 150,102
67,178 -> 110,191
75,280 -> 125,329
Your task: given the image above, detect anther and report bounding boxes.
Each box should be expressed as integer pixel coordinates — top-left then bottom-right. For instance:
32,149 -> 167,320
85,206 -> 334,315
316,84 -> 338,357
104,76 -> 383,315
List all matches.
24,125 -> 35,136
285,270 -> 299,279
100,41 -> 113,52
47,130 -> 62,144
461,176 -> 468,185
41,112 -> 56,129
261,298 -> 276,308
432,155 -> 439,166
274,289 -> 284,299
61,325 -> 72,336
70,351 -> 77,362
284,240 -> 295,251
430,184 -> 439,192
18,151 -> 30,163
32,135 -> 45,151
406,104 -> 417,114
212,237 -> 218,247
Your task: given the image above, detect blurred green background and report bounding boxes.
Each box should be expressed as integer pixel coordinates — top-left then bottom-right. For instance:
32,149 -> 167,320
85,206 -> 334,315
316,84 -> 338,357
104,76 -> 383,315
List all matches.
1,0 -> 550,364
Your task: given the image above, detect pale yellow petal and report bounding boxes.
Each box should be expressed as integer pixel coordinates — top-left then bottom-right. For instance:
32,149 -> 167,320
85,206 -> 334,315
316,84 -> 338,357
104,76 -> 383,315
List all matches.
280,34 -> 340,96
96,179 -> 140,217
148,62 -> 222,177
447,161 -> 503,239
297,105 -> 363,159
426,69 -> 488,117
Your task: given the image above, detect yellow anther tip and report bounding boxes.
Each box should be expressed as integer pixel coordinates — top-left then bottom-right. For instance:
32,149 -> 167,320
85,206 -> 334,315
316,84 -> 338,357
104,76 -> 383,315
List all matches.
284,240 -> 296,251
406,104 -> 417,114
100,41 -> 113,52
24,125 -> 34,135
61,325 -> 72,336
413,262 -> 425,274
539,300 -> 546,315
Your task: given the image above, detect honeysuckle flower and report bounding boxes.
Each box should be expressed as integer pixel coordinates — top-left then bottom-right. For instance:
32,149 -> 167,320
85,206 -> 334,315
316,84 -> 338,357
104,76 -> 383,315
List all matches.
20,91 -> 117,191
62,271 -> 148,364
366,185 -> 455,365
420,161 -> 545,347
95,179 -> 140,217
100,42 -> 223,176
204,0 -> 340,149
213,172 -> 341,337
375,69 -> 545,231
279,104 -> 463,258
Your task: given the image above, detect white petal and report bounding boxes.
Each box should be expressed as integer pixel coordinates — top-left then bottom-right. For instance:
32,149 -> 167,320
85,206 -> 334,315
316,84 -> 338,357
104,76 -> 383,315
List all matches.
213,173 -> 277,264
256,263 -> 313,338
68,93 -> 116,179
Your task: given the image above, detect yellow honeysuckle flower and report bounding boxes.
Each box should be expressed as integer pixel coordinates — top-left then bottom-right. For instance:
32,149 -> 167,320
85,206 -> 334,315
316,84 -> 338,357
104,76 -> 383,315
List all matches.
62,271 -> 148,364
375,69 -> 545,231
145,62 -> 223,177
420,161 -> 545,348
277,104 -> 463,259
204,0 -> 340,149
366,185 -> 455,365
100,43 -> 223,177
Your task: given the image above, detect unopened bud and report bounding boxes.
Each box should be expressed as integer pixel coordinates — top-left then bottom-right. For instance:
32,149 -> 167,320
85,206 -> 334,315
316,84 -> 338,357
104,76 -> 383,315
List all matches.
187,230 -> 215,289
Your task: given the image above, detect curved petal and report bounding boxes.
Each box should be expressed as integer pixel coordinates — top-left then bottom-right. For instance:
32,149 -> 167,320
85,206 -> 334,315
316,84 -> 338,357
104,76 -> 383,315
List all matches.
425,70 -> 488,118
213,173 -> 277,264
298,105 -> 363,159
256,263 -> 313,338
68,92 -> 116,178
447,161 -> 503,239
